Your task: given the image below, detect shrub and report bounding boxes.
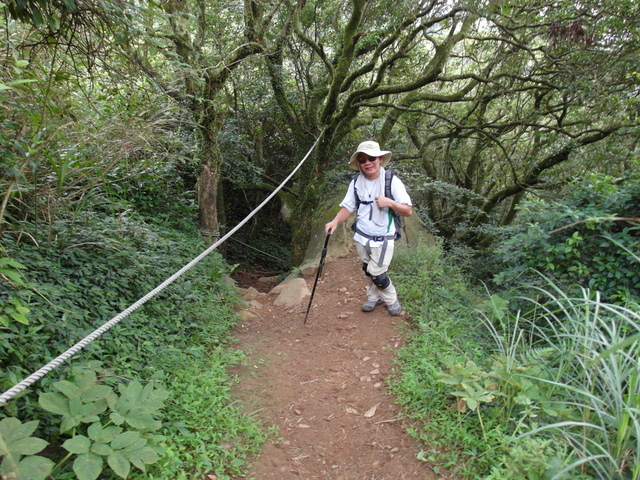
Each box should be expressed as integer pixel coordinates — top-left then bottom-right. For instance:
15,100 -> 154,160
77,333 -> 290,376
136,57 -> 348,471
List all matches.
491,174 -> 640,303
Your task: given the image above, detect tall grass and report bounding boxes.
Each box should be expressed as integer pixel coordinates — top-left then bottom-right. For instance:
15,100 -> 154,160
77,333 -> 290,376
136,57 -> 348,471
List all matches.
393,242 -> 640,479
511,283 -> 640,480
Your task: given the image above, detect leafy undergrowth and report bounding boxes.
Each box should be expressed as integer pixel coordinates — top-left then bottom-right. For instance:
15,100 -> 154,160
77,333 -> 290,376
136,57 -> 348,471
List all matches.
1,211 -> 265,480
391,241 -> 640,480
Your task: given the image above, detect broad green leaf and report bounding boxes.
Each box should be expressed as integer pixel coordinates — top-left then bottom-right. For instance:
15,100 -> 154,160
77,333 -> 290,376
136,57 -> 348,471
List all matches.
0,268 -> 23,283
63,435 -> 91,454
111,431 -> 140,450
60,414 -> 82,433
75,371 -> 99,392
466,398 -> 478,410
73,452 -> 103,480
39,392 -> 70,416
0,418 -> 39,443
107,451 -> 131,478
53,380 -> 81,399
69,396 -> 84,417
125,451 -> 146,471
90,442 -> 113,456
81,385 -> 114,403
6,437 -> 48,456
109,412 -> 125,426
436,376 -> 462,385
11,313 -> 29,324
0,258 -> 26,269
137,446 -> 160,464
87,423 -> 121,444
80,400 -> 106,420
138,383 -> 169,411
15,455 -> 55,480
119,381 -> 143,404
123,410 -> 156,430
124,438 -> 147,452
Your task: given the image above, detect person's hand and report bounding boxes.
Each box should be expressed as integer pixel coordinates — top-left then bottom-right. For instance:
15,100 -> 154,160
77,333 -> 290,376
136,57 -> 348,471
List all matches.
375,196 -> 393,209
325,221 -> 336,235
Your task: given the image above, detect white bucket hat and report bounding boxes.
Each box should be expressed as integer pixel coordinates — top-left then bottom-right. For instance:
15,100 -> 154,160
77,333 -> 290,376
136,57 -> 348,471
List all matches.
348,141 -> 392,171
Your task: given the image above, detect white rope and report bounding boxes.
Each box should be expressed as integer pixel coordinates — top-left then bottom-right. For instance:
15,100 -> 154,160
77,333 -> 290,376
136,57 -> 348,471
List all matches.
0,134 -> 322,406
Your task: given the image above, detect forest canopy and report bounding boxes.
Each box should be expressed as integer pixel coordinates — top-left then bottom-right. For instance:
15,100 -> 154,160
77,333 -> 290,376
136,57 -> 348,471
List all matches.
1,1 -> 640,479
1,0 -> 638,259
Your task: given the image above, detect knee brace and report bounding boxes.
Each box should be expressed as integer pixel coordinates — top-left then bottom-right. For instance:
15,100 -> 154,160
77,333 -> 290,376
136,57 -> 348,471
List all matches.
371,272 -> 390,289
362,262 -> 371,277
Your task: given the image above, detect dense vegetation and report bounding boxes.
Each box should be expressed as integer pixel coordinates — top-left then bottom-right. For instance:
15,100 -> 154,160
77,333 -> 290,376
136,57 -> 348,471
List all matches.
393,235 -> 640,479
1,0 -> 639,478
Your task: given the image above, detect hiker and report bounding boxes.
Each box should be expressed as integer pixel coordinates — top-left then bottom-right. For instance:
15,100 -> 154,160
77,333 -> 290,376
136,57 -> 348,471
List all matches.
325,141 -> 412,316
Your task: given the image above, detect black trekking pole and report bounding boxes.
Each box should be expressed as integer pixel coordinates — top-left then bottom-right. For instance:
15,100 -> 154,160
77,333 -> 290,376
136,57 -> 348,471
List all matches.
303,229 -> 332,324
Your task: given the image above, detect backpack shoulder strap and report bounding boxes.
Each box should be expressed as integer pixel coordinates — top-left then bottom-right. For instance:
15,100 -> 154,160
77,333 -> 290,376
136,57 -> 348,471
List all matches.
384,170 -> 395,200
352,172 -> 362,208
384,170 -> 403,239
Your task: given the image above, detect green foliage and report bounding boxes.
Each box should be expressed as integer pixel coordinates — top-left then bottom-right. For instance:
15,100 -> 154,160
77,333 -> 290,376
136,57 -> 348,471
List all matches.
511,284 -> 640,480
392,241 -> 640,479
0,417 -> 54,480
1,205 -> 263,477
391,242 -> 495,476
482,432 -> 577,480
134,348 -> 267,480
2,367 -> 167,480
37,368 -> 166,480
491,175 -> 640,302
4,0 -> 77,30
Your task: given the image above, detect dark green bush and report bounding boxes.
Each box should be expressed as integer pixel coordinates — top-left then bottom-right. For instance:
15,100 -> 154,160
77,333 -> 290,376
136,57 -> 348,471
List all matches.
1,210 -> 234,405
490,174 -> 640,303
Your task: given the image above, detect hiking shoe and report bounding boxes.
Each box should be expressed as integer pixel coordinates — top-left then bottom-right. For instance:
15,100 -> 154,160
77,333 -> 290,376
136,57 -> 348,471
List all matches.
387,301 -> 402,316
361,299 -> 384,312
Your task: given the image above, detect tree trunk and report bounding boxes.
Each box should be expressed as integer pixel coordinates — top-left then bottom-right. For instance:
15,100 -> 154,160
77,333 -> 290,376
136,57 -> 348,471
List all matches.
197,110 -> 225,245
290,140 -> 321,265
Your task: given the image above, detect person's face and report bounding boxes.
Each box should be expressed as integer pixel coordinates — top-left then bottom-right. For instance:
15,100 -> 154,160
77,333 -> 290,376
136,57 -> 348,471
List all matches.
357,153 -> 381,179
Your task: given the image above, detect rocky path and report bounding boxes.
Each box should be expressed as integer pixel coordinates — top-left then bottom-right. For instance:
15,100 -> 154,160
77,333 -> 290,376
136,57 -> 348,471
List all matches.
230,249 -> 442,480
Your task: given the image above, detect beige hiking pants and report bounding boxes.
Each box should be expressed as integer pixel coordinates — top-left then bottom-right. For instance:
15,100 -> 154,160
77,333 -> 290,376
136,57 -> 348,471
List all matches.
356,241 -> 398,305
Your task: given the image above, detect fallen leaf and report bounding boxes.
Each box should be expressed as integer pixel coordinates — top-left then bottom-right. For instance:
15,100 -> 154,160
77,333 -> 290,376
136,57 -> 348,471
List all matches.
298,423 -> 311,428
345,407 -> 358,415
364,404 -> 379,418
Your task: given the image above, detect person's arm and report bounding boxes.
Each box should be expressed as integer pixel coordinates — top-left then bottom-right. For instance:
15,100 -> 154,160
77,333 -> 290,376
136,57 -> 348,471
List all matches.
375,197 -> 412,217
325,207 -> 353,234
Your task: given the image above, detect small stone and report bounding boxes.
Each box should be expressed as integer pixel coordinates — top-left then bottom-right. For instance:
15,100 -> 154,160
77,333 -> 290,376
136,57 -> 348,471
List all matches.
364,404 -> 379,418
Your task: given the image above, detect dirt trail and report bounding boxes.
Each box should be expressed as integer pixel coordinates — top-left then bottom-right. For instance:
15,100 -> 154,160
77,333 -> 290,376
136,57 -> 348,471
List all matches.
230,249 -> 442,480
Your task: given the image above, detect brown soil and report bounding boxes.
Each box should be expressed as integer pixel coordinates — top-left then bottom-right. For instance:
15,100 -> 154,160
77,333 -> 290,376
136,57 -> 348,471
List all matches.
229,248 -> 444,480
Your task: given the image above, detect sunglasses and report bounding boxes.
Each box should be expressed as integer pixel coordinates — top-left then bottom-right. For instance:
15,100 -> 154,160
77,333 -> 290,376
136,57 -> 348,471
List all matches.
357,155 -> 378,164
